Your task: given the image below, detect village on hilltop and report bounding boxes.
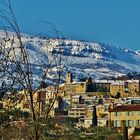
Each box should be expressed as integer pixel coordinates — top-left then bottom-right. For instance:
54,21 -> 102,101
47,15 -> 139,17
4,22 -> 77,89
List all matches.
1,71 -> 140,139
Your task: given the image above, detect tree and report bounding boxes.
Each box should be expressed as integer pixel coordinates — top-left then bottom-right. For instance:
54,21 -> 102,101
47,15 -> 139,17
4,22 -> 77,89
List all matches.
123,126 -> 128,140
121,121 -> 128,140
0,0 -> 63,139
92,105 -> 97,126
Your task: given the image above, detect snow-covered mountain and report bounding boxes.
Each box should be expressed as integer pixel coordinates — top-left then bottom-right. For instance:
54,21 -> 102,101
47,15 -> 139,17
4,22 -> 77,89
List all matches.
1,31 -> 140,85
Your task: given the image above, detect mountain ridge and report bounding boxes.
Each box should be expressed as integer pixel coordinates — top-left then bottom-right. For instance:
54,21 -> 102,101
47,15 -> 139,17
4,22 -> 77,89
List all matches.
1,30 -> 140,85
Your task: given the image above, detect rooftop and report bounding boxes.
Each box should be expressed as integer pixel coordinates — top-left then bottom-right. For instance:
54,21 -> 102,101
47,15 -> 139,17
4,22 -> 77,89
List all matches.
109,105 -> 140,112
111,82 -> 125,86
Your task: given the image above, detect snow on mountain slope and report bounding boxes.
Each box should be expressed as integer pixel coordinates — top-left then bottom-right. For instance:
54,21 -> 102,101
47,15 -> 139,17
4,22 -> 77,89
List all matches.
24,37 -> 140,84
1,31 -> 140,85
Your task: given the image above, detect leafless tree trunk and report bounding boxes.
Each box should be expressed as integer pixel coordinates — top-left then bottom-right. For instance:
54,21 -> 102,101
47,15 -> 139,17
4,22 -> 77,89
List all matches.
0,0 -> 62,139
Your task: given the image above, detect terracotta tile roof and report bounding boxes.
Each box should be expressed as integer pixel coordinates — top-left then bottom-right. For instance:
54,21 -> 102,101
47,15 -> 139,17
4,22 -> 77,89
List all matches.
109,105 -> 140,112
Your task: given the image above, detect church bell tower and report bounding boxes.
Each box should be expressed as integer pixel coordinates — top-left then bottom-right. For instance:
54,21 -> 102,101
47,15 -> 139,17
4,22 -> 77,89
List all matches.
66,71 -> 73,83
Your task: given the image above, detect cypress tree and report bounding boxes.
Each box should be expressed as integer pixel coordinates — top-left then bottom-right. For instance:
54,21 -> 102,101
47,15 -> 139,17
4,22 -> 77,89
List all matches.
121,120 -> 128,140
92,105 -> 97,126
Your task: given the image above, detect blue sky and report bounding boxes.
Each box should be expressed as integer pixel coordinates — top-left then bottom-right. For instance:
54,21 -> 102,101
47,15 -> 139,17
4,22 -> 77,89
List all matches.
12,0 -> 140,50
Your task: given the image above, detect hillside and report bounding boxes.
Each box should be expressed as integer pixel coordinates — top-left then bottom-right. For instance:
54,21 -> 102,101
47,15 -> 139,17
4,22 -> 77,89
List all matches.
1,31 -> 140,85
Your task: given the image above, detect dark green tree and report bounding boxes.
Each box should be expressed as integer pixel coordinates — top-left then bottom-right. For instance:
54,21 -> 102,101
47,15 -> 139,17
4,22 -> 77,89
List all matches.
123,126 -> 128,140
92,106 -> 97,126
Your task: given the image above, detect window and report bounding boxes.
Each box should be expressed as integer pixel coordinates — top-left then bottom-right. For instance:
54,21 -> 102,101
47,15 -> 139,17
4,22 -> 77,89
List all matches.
69,113 -> 74,115
130,120 -> 134,126
126,120 -> 130,127
126,111 -> 133,116
135,120 -> 139,126
113,120 -> 121,127
80,113 -> 85,115
114,120 -> 117,127
114,112 -> 121,116
138,111 -> 140,116
117,121 -> 121,127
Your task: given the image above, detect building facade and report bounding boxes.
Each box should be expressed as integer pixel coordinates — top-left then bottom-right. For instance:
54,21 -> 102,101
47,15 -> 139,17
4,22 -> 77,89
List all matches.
110,80 -> 139,98
65,72 -> 94,96
109,105 -> 140,128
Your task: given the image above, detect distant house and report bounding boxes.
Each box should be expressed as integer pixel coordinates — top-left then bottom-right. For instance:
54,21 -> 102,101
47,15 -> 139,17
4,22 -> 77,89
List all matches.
110,82 -> 125,97
96,104 -> 108,117
33,87 -> 59,117
79,106 -> 108,128
71,95 -> 82,104
65,72 -> 94,96
109,105 -> 140,128
68,104 -> 86,118
110,80 -> 139,98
